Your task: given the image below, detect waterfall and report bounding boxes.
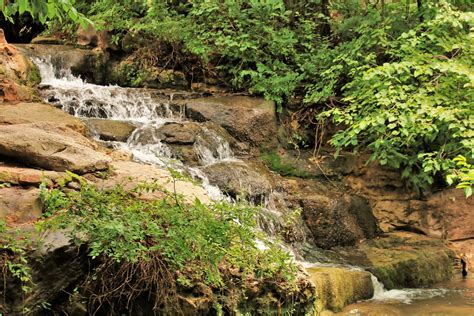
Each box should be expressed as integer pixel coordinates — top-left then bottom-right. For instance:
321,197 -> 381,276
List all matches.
33,57 -> 232,200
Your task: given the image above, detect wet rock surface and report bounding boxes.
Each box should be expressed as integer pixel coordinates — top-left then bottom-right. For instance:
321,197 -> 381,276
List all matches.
338,232 -> 455,289
201,161 -> 272,201
185,96 -> 278,148
307,266 -> 374,312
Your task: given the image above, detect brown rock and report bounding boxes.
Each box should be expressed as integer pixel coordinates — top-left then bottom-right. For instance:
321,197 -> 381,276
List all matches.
300,191 -> 379,249
30,36 -> 64,45
0,29 -> 6,44
201,161 -> 272,201
84,118 -> 136,142
0,33 -> 39,103
99,161 -> 210,204
0,102 -> 87,135
185,96 -> 278,147
0,163 -> 61,186
0,187 -> 43,223
0,123 -> 110,174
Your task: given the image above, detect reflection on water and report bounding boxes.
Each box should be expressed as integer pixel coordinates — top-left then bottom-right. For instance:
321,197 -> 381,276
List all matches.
337,275 -> 474,316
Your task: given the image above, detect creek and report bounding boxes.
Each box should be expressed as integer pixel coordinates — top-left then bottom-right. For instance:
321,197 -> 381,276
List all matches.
31,55 -> 468,315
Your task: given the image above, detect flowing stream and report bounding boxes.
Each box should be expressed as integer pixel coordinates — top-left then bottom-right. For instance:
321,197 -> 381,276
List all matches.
32,56 -> 471,314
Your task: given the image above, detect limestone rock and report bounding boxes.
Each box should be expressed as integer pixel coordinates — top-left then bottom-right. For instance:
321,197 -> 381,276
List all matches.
84,118 -> 136,142
0,123 -> 110,173
0,187 -> 42,223
339,232 -> 455,289
99,160 -> 210,204
0,102 -> 87,135
186,96 -> 278,147
201,161 -> 272,201
307,266 -> 373,312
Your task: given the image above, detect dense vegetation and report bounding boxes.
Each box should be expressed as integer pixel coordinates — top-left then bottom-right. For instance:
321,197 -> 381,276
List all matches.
1,173 -> 307,314
1,0 -> 472,194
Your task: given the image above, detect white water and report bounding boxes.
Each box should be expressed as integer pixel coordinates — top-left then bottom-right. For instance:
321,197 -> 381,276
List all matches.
33,57 -> 231,199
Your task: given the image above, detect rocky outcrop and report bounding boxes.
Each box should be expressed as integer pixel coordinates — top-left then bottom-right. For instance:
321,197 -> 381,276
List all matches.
339,232 -> 455,289
0,29 -> 40,103
345,158 -> 474,242
201,161 -> 272,201
15,44 -> 107,84
281,178 -> 379,249
0,102 -> 87,134
186,96 -> 278,148
0,123 -> 110,174
307,266 -> 374,312
0,163 -> 62,186
84,118 -> 136,142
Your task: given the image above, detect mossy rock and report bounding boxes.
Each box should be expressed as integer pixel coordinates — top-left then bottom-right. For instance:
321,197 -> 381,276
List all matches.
359,232 -> 455,289
307,266 -> 373,312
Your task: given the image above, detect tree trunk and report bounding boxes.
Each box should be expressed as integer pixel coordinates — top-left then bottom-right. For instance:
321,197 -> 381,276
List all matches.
320,0 -> 331,37
417,0 -> 423,22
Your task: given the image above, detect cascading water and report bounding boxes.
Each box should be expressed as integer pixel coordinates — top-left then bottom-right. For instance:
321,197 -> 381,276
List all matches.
33,56 -> 230,198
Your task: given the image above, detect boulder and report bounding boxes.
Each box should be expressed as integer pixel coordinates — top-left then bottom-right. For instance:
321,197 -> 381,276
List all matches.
0,102 -> 87,135
185,96 -> 278,147
307,266 -> 373,312
0,123 -> 111,173
0,229 -> 89,315
99,161 -> 210,204
76,24 -> 119,51
84,118 -> 136,142
294,182 -> 379,249
201,161 -> 272,201
0,187 -> 42,223
339,232 -> 455,289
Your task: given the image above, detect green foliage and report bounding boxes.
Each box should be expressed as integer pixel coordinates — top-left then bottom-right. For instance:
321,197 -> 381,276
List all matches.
261,150 -> 311,178
44,0 -> 472,193
0,0 -> 90,27
0,220 -> 33,294
38,177 -> 297,288
447,156 -> 474,197
322,4 -> 474,192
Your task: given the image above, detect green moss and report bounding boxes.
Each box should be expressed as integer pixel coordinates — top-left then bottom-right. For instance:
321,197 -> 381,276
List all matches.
307,267 -> 373,312
26,63 -> 41,86
260,150 -> 311,178
361,233 -> 455,289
